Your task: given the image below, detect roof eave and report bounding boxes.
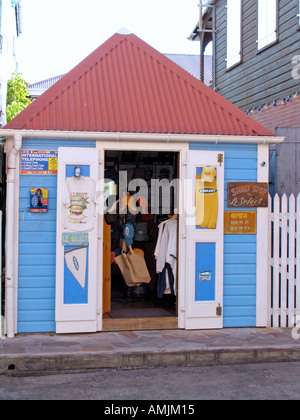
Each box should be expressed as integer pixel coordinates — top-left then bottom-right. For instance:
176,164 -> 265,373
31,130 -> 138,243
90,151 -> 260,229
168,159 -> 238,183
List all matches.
0,129 -> 284,145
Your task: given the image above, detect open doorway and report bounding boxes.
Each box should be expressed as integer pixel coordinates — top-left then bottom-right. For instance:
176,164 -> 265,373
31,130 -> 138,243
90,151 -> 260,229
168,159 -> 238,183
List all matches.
103,150 -> 179,328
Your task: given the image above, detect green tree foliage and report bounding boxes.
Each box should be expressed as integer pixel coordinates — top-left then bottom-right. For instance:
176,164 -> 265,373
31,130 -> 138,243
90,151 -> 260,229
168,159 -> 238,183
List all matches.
6,72 -> 31,122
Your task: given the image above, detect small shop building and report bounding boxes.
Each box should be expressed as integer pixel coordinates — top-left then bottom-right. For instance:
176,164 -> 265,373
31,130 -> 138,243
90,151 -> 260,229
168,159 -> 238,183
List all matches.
1,32 -> 284,337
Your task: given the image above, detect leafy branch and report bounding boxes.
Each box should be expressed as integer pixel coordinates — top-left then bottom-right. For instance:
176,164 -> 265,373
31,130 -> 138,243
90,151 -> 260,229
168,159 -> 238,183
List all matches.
6,71 -> 31,122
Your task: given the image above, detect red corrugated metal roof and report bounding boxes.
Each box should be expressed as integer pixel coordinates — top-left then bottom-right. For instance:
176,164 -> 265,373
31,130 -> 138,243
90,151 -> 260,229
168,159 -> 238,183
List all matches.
5,33 -> 274,136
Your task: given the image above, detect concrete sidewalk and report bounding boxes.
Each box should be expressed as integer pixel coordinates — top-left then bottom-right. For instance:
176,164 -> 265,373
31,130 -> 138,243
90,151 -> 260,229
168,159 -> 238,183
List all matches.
1,327 -> 300,376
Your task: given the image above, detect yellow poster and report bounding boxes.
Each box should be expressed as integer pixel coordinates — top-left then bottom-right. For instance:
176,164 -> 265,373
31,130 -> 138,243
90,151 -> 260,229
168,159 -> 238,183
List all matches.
196,167 -> 218,229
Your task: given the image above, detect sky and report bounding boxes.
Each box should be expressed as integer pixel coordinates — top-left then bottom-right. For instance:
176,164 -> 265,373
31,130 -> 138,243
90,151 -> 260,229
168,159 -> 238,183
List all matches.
16,0 -> 206,84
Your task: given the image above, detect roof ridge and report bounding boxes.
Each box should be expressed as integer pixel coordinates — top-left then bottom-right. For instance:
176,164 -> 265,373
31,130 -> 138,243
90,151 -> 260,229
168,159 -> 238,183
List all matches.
5,32 -> 274,136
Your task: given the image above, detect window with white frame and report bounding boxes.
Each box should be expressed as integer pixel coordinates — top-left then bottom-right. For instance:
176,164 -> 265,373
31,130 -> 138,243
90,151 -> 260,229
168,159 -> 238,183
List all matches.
257,0 -> 278,51
226,0 -> 242,69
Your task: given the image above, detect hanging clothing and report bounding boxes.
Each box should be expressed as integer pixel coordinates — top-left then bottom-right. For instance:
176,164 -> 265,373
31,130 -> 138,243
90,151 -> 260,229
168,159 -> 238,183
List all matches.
157,263 -> 175,299
166,220 -> 177,284
155,219 -> 177,273
155,218 -> 177,297
63,176 -> 97,232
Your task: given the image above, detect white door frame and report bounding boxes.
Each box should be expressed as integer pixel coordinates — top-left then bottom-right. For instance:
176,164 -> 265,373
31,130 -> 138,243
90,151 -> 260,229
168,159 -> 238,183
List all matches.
185,150 -> 225,330
56,147 -> 99,334
256,144 -> 270,327
96,141 -> 189,330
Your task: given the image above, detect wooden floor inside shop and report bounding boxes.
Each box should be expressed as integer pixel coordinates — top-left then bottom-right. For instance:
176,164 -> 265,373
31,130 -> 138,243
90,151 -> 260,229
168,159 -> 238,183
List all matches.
103,288 -> 178,331
102,316 -> 178,331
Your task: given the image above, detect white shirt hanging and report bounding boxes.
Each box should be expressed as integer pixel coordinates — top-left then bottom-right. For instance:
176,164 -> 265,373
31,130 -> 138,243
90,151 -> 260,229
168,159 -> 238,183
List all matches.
155,218 -> 178,296
63,176 -> 97,232
155,219 -> 177,273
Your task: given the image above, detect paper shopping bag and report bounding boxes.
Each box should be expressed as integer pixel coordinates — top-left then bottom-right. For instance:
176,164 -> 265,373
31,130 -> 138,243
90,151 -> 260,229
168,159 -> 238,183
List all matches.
115,240 -> 151,287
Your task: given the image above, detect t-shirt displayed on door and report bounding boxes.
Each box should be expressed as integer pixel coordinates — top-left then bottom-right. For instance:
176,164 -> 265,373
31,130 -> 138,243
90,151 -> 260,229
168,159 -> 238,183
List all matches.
63,176 -> 97,232
195,167 -> 218,229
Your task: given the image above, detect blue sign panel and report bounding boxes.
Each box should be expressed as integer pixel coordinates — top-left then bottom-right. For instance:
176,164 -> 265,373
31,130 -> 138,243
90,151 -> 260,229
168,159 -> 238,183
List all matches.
21,150 -> 58,175
62,232 -> 89,247
63,164 -> 91,305
64,246 -> 89,304
195,242 -> 216,302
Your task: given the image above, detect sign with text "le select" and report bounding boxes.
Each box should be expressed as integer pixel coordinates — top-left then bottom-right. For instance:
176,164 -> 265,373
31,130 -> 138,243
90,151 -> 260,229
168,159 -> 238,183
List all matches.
227,182 -> 268,208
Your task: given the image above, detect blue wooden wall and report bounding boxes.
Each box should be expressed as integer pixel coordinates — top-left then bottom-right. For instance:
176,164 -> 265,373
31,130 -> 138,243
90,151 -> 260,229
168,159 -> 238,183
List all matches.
190,143 -> 258,327
17,140 -> 257,332
17,139 -> 95,333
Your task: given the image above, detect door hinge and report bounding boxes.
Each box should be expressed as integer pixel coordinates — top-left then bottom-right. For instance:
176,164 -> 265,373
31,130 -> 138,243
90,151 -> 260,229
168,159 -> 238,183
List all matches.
216,304 -> 222,316
217,154 -> 224,166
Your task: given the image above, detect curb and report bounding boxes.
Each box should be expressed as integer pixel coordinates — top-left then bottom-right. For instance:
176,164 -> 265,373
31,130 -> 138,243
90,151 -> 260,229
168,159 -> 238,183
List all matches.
1,346 -> 300,376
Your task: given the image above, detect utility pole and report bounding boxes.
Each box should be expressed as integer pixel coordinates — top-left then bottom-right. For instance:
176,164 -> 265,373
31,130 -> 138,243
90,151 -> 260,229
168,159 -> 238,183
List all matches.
0,0 -> 6,128
198,0 -> 204,83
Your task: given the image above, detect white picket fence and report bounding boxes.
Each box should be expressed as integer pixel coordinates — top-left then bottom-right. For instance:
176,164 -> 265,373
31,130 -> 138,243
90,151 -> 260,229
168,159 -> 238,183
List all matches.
268,194 -> 300,328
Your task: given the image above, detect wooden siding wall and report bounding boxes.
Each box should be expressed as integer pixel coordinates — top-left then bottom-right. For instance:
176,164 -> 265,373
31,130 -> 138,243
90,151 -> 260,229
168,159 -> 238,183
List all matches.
190,143 -> 258,327
18,139 -> 95,333
274,127 -> 300,197
215,0 -> 299,111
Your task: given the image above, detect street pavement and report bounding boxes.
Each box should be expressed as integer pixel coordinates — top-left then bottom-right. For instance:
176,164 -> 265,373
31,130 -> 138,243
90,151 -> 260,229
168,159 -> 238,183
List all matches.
1,362 -> 300,400
1,327 -> 300,376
